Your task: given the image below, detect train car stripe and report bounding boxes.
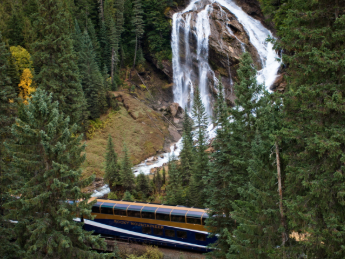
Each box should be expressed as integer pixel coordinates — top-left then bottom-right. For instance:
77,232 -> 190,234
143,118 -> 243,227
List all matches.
84,219 -> 208,248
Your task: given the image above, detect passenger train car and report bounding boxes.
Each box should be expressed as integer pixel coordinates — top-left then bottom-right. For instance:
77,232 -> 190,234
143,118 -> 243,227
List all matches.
83,198 -> 217,252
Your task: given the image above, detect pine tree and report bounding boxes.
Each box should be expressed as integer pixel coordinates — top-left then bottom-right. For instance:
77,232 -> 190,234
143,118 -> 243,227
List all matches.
278,0 -> 345,257
120,144 -> 135,191
4,89 -> 108,258
33,0 -> 88,128
179,109 -> 195,184
123,190 -> 134,201
131,0 -> 144,70
155,170 -> 162,193
87,18 -> 102,68
104,135 -> 120,191
226,93 -> 287,258
205,53 -> 263,256
0,32 -> 22,259
189,88 -> 209,208
7,54 -> 20,95
6,13 -> 24,46
162,166 -> 166,185
114,0 -> 125,69
78,29 -> 107,119
166,157 -> 184,205
136,172 -> 150,198
99,19 -> 109,70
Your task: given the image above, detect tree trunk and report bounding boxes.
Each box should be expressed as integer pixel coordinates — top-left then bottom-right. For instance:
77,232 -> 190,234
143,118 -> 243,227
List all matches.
335,0 -> 339,19
276,141 -> 287,249
133,35 -> 138,67
130,35 -> 138,80
111,47 -> 114,84
99,0 -> 104,21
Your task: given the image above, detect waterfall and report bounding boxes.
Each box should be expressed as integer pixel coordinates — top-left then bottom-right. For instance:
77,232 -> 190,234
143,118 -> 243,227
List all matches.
91,0 -> 282,185
172,1 -> 216,119
171,0 -> 281,119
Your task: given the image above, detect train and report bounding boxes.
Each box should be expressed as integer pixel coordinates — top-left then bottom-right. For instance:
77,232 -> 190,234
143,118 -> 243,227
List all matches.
81,198 -> 217,252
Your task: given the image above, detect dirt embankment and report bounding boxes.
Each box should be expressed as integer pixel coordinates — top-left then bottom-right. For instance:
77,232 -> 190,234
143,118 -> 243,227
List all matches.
82,63 -> 182,183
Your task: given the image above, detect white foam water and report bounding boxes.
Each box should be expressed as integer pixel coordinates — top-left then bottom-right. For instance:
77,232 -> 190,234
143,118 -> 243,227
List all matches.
134,0 -> 281,176
93,0 -> 280,198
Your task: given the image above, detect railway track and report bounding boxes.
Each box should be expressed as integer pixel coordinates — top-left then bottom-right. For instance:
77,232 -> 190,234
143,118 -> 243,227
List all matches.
99,236 -> 207,258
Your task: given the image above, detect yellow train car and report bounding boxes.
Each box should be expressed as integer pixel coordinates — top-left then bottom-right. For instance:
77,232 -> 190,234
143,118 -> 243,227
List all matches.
82,198 -> 216,251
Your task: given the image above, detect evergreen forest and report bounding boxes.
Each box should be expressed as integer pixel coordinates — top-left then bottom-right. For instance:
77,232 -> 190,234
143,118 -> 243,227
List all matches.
1,0 -> 345,258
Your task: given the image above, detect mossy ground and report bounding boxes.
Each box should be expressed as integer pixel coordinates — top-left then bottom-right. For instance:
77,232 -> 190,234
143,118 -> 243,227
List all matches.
81,91 -> 170,180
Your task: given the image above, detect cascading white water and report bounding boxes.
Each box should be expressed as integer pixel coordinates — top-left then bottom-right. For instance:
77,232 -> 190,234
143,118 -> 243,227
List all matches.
172,0 -> 281,119
172,1 -> 216,119
92,0 -> 281,197
216,0 -> 281,87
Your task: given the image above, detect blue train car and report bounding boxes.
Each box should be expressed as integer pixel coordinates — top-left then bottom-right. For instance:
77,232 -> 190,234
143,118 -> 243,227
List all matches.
83,198 -> 217,252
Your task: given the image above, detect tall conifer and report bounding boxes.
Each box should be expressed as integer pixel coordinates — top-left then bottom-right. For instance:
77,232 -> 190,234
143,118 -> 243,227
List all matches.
78,29 -> 107,118
227,93 -> 287,258
5,89 -> 107,258
0,32 -> 22,259
104,135 -> 120,191
189,88 -> 209,207
131,0 -> 144,69
166,157 -> 184,205
205,53 -> 263,256
179,109 -> 195,184
33,0 -> 88,128
279,0 -> 345,257
120,144 -> 135,191
136,172 -> 150,198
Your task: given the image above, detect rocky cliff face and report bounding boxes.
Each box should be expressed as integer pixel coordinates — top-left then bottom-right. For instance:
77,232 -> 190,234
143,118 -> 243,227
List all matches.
208,2 -> 262,104
155,0 -> 282,106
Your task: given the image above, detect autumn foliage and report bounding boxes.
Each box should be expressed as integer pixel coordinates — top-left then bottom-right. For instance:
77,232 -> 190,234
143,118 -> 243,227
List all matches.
18,68 -> 35,104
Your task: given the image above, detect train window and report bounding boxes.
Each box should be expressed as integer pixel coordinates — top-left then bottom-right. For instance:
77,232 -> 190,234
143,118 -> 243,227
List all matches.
114,204 -> 129,216
153,228 -> 163,236
165,229 -> 175,237
171,209 -> 187,223
101,203 -> 115,215
91,202 -> 103,213
177,230 -> 187,239
114,209 -> 126,216
101,207 -> 113,214
142,227 -> 151,234
127,205 -> 142,218
195,233 -> 206,241
128,210 -> 141,217
156,213 -> 170,221
141,206 -> 157,219
142,212 -> 155,219
171,215 -> 185,223
187,217 -> 200,224
156,208 -> 172,221
186,211 -> 203,225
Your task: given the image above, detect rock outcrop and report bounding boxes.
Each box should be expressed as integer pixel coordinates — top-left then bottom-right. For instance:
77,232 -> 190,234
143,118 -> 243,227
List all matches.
208,2 -> 262,104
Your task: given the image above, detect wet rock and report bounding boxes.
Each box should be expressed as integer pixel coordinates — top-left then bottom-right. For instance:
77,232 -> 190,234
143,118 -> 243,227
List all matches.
205,147 -> 215,153
270,73 -> 287,92
208,3 -> 261,78
169,103 -> 180,117
168,125 -> 181,142
145,55 -> 173,80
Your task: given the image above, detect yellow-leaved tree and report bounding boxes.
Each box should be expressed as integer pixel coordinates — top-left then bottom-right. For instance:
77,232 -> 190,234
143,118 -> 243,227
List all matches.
9,46 -> 33,74
10,46 -> 35,103
18,68 -> 35,104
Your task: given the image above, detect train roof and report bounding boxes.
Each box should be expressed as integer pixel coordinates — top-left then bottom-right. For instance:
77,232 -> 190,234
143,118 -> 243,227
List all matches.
90,198 -> 208,213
